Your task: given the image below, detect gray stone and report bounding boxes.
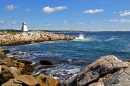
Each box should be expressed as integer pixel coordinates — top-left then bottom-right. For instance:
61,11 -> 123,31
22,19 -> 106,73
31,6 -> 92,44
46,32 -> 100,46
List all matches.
105,67 -> 130,86
65,55 -> 129,86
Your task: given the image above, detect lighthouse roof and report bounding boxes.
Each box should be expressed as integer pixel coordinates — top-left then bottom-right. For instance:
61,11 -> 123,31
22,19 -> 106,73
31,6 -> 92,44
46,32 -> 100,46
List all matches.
22,22 -> 26,24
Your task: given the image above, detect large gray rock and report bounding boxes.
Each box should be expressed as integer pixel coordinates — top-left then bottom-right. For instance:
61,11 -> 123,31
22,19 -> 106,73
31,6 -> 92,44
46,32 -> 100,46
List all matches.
65,55 -> 129,86
104,67 -> 130,86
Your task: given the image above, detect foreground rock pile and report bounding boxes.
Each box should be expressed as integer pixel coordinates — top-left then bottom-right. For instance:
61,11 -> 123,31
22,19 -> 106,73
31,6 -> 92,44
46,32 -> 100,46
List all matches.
0,31 -> 75,46
1,48 -> 130,86
0,49 -> 61,86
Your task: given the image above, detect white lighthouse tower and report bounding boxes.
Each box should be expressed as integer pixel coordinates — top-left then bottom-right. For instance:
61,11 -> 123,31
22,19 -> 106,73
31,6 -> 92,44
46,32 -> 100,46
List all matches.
21,22 -> 28,32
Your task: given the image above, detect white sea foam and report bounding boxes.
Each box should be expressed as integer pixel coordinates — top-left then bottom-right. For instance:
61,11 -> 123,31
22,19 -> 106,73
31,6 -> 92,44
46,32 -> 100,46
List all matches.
33,64 -> 81,84
33,52 -> 61,57
105,37 -> 115,41
74,34 -> 91,41
41,40 -> 65,44
75,34 -> 85,40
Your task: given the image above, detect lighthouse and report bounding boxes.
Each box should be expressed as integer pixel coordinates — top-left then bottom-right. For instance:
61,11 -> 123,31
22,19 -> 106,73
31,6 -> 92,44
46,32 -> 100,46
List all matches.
21,22 -> 28,32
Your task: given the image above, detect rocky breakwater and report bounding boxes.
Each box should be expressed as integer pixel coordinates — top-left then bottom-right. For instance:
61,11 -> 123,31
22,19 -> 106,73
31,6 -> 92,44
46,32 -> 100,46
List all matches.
0,31 -> 75,46
0,49 -> 61,86
66,55 -> 130,86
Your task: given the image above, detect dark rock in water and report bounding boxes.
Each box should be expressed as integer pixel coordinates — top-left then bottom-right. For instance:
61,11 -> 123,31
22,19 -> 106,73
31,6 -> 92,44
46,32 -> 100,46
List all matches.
36,73 -> 61,86
0,49 -> 10,55
40,60 -> 54,65
65,55 -> 129,86
0,70 -> 14,85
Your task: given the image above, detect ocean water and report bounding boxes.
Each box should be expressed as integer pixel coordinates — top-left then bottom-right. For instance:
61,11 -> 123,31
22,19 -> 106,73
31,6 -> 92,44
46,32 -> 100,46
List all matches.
2,31 -> 130,84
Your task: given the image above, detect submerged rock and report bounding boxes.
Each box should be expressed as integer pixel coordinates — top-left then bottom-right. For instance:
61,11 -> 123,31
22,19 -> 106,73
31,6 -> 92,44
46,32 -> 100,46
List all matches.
40,60 -> 54,65
65,55 -> 129,86
0,49 -> 10,55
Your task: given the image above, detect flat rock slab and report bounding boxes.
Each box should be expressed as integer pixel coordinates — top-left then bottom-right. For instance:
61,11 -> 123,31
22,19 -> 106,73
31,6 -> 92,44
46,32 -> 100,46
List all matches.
15,75 -> 39,86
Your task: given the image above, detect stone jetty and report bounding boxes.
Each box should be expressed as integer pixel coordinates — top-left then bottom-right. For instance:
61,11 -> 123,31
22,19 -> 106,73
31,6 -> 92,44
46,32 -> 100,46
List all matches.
0,31 -> 75,46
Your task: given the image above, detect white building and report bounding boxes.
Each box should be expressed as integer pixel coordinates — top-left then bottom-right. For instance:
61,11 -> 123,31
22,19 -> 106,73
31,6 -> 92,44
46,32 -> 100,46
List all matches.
21,22 -> 28,31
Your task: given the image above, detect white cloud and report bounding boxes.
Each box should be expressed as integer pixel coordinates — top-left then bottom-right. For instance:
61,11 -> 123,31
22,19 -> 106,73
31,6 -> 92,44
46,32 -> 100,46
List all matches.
109,19 -> 118,22
101,1 -> 108,4
84,9 -> 103,14
63,20 -> 68,24
6,5 -> 18,11
120,11 -> 130,16
47,24 -> 51,26
31,22 -> 35,24
76,21 -> 85,25
120,19 -> 130,22
113,12 -> 117,14
42,6 -> 67,13
8,16 -> 15,19
11,22 -> 17,25
109,19 -> 130,23
0,21 -> 6,24
25,8 -> 31,12
90,21 -> 96,24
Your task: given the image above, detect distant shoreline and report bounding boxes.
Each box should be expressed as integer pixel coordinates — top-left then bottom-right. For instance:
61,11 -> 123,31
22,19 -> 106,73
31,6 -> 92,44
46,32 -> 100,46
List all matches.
1,29 -> 130,33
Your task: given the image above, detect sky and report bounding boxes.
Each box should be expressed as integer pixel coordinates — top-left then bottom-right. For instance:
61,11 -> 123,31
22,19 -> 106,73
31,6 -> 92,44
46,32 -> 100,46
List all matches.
0,0 -> 130,31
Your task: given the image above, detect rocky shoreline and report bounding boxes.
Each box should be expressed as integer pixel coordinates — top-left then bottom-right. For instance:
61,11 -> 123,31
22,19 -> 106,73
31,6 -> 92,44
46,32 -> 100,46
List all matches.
0,31 -> 75,46
1,32 -> 130,86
